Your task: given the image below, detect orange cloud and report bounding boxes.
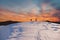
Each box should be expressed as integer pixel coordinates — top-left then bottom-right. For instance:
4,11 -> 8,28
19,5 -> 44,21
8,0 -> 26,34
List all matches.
0,8 -> 60,22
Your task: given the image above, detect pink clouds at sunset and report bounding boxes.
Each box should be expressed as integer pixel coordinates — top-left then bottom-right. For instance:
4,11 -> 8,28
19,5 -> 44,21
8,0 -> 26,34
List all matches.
0,8 -> 60,22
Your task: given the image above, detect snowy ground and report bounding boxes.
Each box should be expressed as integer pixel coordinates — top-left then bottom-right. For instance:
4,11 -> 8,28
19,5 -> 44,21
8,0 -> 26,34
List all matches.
0,22 -> 60,40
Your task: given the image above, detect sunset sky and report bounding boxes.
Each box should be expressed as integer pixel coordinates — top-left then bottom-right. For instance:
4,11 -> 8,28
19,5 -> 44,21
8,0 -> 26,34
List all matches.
0,0 -> 60,22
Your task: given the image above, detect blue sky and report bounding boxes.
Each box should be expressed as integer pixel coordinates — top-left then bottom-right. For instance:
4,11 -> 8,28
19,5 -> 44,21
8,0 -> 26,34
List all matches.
0,0 -> 60,12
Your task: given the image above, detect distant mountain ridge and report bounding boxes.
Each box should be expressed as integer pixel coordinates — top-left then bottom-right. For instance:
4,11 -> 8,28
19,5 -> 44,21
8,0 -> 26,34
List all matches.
0,21 -> 60,26
0,21 -> 20,26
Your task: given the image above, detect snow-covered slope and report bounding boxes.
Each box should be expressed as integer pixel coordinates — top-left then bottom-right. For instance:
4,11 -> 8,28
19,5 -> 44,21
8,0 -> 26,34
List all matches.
0,22 -> 60,40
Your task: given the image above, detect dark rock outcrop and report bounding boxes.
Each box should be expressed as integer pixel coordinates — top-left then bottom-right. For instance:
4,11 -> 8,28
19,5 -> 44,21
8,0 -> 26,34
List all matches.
46,20 -> 60,24
0,21 -> 20,26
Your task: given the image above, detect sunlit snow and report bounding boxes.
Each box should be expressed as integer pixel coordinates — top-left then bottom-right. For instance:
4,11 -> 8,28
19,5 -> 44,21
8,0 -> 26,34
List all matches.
0,22 -> 60,40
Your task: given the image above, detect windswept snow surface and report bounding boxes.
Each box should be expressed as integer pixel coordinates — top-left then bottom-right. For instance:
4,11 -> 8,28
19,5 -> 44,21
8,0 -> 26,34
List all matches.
0,22 -> 60,40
